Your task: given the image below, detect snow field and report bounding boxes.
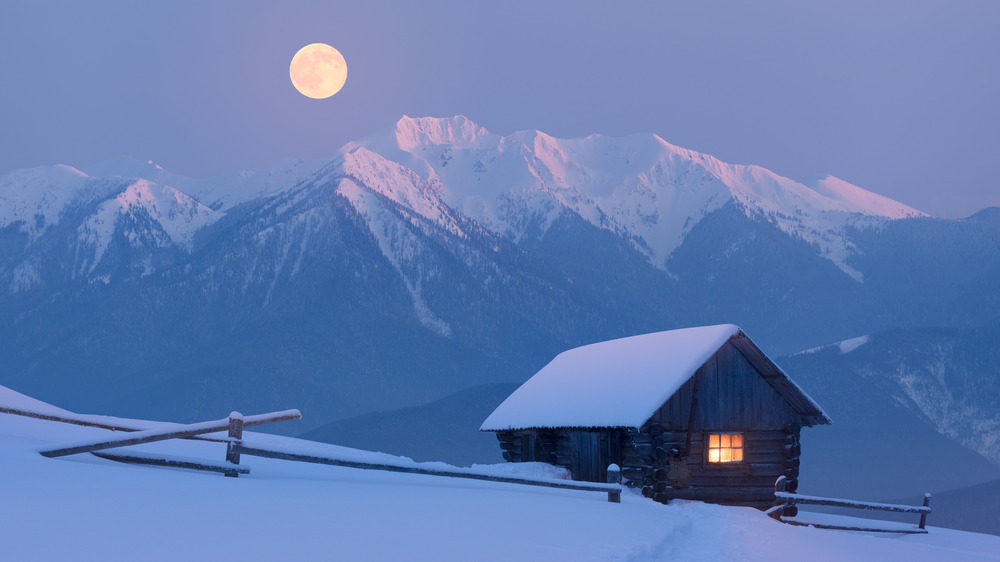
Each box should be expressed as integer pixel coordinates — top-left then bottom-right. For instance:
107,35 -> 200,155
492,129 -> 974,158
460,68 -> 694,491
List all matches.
2,396 -> 998,561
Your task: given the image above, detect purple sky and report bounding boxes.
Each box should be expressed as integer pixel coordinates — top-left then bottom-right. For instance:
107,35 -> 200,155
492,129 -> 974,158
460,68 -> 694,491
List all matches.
2,1 -> 997,217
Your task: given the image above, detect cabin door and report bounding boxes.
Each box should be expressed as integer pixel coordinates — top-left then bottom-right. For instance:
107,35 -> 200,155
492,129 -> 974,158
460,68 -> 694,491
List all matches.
571,431 -> 606,482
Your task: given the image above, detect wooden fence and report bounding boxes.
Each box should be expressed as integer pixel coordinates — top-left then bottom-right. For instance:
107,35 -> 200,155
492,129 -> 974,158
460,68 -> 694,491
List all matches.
767,475 -> 931,534
32,410 -> 622,502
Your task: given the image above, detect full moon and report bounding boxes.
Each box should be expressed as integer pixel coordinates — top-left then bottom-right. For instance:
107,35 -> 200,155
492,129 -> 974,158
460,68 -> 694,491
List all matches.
289,43 -> 347,99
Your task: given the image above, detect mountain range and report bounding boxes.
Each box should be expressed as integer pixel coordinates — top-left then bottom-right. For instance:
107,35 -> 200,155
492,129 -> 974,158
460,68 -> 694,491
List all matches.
1,116 -> 998,523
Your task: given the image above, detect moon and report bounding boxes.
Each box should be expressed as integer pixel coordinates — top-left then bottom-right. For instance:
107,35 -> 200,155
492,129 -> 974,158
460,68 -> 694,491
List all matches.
289,43 -> 347,99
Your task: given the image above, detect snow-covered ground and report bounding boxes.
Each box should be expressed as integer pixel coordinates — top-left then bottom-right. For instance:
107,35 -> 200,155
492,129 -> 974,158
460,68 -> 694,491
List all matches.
2,385 -> 997,561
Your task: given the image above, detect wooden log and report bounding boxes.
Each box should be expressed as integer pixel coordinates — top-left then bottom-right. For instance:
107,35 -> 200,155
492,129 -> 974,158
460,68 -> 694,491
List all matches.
627,435 -> 665,448
234,443 -> 622,496
685,475 -> 789,488
241,409 -> 301,428
39,409 -> 301,458
621,454 -> 655,466
661,486 -> 776,503
621,467 -> 649,480
782,518 -> 927,534
0,406 -> 229,443
225,412 -> 244,477
93,450 -> 249,476
919,494 -> 931,529
607,464 -> 621,503
774,492 -> 933,514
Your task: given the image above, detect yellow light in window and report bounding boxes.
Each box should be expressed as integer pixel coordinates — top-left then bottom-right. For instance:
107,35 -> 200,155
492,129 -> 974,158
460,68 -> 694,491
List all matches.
707,432 -> 743,464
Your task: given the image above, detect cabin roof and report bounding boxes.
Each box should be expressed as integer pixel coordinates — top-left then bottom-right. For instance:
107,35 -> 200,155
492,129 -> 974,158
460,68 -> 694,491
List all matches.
480,324 -> 831,431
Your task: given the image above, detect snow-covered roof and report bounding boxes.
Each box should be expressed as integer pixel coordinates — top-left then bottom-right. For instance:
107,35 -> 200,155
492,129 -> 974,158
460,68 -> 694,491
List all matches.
481,324 -> 829,431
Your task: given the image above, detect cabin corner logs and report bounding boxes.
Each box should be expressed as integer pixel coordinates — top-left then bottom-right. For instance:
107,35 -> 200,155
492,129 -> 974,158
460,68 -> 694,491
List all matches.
490,329 -> 824,512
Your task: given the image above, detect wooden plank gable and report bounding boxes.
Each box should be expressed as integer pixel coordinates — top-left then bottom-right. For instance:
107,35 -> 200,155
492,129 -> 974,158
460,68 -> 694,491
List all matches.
651,341 -> 799,430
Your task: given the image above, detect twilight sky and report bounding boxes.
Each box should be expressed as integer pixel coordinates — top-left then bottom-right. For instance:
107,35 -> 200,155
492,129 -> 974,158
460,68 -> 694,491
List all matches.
1,1 -> 997,218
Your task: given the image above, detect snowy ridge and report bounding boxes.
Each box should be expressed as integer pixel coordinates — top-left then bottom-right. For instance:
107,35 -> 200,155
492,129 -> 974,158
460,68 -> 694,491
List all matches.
341,147 -> 466,239
360,116 -> 926,279
84,155 -> 327,212
0,165 -> 99,239
0,116 -> 928,291
336,176 -> 454,336
75,179 -> 221,273
881,348 -> 1000,466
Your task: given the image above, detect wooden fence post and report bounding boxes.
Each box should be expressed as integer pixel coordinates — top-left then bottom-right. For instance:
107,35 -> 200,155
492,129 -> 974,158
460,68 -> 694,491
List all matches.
919,493 -> 931,530
607,464 -> 621,503
225,412 -> 243,477
771,475 -> 788,520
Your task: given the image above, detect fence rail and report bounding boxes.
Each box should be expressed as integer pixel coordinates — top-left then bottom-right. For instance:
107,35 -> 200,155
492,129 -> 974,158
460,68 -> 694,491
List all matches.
31,409 -> 622,503
770,476 -> 931,534
1,406 -> 229,443
234,441 -> 623,502
38,409 -> 301,458
92,450 -> 251,477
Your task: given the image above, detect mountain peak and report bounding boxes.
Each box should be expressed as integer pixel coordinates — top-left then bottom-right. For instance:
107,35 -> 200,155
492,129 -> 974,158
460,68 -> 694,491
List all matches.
393,115 -> 497,152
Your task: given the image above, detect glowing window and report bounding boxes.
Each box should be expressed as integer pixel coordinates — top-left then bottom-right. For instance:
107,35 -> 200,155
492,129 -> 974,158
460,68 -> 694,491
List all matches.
707,433 -> 743,463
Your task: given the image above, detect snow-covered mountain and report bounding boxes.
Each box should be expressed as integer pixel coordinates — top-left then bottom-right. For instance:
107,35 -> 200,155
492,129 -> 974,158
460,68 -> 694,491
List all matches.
0,116 -> 997,506
1,116 -> 924,293
352,116 -> 924,281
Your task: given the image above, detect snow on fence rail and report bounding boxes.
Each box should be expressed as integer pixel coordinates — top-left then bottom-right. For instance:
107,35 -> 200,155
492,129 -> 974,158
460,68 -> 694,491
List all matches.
91,450 -> 251,477
38,410 -> 302,458
0,405 -> 229,442
233,441 -> 624,502
220,412 -> 622,502
768,476 -> 931,534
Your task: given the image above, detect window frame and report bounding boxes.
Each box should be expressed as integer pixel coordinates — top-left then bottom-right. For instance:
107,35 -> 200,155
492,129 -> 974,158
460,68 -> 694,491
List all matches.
704,431 -> 745,465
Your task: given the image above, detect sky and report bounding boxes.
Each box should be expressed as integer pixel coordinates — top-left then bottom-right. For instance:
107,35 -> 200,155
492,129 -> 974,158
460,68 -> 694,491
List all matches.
1,1 -> 997,218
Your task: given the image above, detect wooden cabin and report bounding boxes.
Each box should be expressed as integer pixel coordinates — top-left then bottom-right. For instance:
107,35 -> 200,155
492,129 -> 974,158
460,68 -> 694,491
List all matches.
480,324 -> 831,509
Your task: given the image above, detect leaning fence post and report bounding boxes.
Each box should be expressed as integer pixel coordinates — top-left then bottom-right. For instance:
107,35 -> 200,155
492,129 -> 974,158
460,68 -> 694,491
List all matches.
919,493 -> 931,529
607,464 -> 621,503
225,412 -> 243,477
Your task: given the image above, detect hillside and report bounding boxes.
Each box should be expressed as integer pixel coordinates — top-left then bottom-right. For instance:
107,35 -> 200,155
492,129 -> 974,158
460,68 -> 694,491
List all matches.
2,386 -> 999,561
